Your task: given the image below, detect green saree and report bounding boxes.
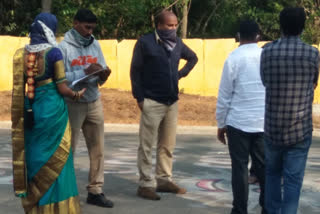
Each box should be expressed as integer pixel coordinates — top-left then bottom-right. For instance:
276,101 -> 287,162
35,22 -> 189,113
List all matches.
12,48 -> 80,213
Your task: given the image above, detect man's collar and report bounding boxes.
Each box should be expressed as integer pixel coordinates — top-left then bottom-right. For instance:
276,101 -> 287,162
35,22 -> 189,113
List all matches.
279,35 -> 300,43
281,35 -> 300,39
155,30 -> 162,44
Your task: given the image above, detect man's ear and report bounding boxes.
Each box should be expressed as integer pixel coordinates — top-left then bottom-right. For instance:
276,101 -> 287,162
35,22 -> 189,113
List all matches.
235,32 -> 240,42
73,20 -> 79,27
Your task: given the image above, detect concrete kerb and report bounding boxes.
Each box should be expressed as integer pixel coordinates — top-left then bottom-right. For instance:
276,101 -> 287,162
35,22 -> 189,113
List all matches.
0,121 -> 217,135
103,123 -> 218,135
2,121 -> 320,136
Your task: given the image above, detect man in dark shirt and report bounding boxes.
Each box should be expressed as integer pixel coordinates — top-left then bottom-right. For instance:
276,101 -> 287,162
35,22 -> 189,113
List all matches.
130,10 -> 198,200
260,7 -> 319,214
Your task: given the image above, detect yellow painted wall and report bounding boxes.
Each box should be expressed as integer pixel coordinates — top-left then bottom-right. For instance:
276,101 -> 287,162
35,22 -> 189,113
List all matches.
1,36 -> 320,103
179,39 -> 204,95
203,39 -> 238,96
98,40 -> 118,89
117,40 -> 136,91
0,36 -> 29,91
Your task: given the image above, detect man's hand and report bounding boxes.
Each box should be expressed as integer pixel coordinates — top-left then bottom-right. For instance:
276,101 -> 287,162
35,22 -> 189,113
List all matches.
84,63 -> 103,75
99,67 -> 111,81
138,101 -> 144,111
78,88 -> 87,98
217,127 -> 227,144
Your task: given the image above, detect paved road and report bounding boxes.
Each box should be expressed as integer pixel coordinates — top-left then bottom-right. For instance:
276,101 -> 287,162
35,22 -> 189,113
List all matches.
0,126 -> 319,214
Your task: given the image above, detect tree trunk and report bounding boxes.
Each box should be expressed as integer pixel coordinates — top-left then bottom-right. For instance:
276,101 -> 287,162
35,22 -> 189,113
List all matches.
41,0 -> 52,13
180,0 -> 189,38
201,9 -> 215,34
193,14 -> 207,33
201,0 -> 221,35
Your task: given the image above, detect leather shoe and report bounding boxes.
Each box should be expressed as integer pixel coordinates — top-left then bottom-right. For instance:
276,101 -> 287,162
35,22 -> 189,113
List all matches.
156,181 -> 187,194
87,192 -> 114,208
137,186 -> 161,200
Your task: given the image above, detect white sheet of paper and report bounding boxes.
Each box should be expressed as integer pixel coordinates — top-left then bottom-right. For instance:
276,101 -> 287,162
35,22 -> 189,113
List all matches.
71,68 -> 105,87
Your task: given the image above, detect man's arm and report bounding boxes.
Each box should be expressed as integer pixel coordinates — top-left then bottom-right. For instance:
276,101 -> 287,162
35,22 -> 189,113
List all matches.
216,58 -> 235,144
260,50 -> 267,87
130,40 -> 144,108
59,41 -> 109,86
314,51 -> 320,89
58,43 -> 87,83
178,42 -> 198,79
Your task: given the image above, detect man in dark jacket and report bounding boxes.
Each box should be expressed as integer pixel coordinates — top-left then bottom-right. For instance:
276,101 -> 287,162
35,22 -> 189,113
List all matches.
130,10 -> 198,200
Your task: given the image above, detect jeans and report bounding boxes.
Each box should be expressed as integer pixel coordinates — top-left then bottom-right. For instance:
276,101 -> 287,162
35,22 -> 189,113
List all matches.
264,135 -> 312,214
226,126 -> 266,214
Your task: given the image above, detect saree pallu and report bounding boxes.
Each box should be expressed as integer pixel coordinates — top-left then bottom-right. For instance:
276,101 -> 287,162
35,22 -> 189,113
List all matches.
23,82 -> 80,213
12,49 -> 80,213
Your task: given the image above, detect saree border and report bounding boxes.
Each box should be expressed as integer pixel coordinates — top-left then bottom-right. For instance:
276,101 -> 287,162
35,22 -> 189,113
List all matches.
22,121 -> 72,212
12,48 -> 27,196
27,195 -> 80,214
54,60 -> 67,83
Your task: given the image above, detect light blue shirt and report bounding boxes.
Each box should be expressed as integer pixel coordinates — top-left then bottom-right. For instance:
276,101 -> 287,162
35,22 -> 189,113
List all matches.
216,43 -> 265,133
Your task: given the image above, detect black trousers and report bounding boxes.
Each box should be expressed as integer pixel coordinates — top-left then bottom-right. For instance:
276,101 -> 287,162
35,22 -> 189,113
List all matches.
226,125 -> 266,214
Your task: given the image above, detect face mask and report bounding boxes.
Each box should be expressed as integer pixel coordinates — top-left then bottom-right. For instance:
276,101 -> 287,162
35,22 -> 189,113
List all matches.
71,28 -> 93,47
157,29 -> 177,41
156,29 -> 177,51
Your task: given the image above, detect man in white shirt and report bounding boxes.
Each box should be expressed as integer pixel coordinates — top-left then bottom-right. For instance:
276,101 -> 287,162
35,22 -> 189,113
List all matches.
216,20 -> 266,214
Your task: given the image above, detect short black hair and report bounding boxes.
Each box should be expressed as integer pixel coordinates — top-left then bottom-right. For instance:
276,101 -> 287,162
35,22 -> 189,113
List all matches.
74,9 -> 97,23
239,20 -> 260,41
155,10 -> 176,27
280,7 -> 306,36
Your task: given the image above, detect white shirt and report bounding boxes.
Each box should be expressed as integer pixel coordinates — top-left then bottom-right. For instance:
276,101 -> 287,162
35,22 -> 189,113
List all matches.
216,43 -> 265,133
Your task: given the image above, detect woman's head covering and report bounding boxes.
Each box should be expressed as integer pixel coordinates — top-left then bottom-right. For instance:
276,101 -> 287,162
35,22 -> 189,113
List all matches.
26,12 -> 58,52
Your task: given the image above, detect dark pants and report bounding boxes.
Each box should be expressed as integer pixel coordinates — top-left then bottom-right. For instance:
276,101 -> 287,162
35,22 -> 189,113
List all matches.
249,158 -> 257,176
226,126 -> 266,214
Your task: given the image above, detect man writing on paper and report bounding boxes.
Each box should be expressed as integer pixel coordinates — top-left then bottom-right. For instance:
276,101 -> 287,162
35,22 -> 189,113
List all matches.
58,9 -> 113,208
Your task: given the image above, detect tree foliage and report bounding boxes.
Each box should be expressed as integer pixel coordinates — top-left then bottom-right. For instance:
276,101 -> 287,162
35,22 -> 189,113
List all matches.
188,0 -> 320,43
0,0 -> 41,36
51,0 -> 177,39
1,0 -> 320,43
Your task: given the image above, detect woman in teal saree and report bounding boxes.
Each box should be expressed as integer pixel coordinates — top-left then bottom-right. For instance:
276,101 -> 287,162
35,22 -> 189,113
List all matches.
11,13 -> 85,213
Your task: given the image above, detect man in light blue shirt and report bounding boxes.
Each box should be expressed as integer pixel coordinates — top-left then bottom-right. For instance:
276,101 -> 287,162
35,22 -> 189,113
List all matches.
216,20 -> 266,214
